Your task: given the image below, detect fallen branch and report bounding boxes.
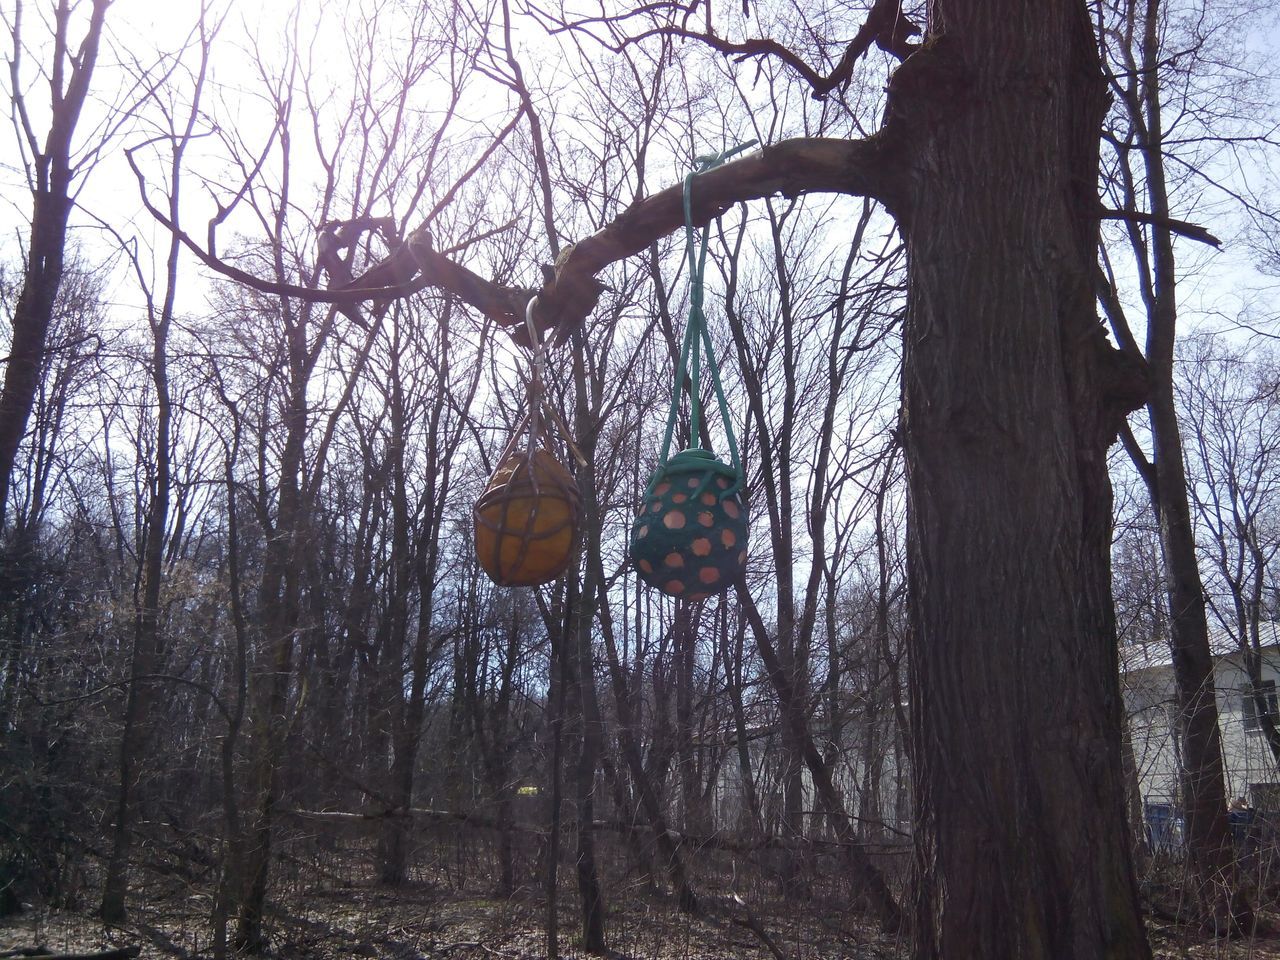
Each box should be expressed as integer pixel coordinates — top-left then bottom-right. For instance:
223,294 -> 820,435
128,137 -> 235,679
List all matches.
737,584 -> 905,934
729,910 -> 787,960
0,948 -> 141,960
279,806 -> 910,853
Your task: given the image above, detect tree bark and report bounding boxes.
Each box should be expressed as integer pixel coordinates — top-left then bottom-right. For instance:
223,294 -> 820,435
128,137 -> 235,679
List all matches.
897,3 -> 1150,956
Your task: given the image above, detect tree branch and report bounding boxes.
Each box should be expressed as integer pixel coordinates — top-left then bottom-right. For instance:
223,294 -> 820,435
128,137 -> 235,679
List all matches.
526,134 -> 905,343
1099,207 -> 1221,247
287,135 -> 902,346
1120,420 -> 1160,510
593,0 -> 920,100
132,127 -> 902,347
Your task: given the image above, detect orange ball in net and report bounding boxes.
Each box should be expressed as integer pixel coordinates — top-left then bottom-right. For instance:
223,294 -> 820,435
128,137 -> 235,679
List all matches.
475,447 -> 580,586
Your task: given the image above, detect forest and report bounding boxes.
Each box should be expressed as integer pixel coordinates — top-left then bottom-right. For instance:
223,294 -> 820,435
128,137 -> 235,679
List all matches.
2,0 -> 1279,958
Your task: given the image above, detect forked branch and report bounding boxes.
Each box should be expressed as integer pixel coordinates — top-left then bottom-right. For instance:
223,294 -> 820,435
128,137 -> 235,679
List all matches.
131,132 -> 905,346
353,134 -> 907,345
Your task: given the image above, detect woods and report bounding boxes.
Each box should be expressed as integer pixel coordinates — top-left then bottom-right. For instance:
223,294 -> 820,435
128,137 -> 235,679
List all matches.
3,0 -> 1279,958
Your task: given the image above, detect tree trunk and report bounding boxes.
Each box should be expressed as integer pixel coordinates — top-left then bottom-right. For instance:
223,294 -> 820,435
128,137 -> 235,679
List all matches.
1121,723 -> 1151,875
1150,383 -> 1247,928
568,330 -> 607,954
99,581 -> 163,922
0,0 -> 111,525
544,616 -> 564,960
1139,39 -> 1251,925
897,2 -> 1151,956
375,331 -> 414,884
100,89 -> 195,918
1096,0 -> 1251,928
234,325 -> 309,952
212,441 -> 249,960
727,615 -> 764,838
597,590 -> 700,913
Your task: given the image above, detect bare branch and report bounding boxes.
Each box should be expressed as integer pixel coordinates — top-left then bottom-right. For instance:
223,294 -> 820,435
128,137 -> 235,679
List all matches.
527,134 -> 904,342
131,117 -> 899,349
575,0 -> 920,100
1098,206 -> 1222,247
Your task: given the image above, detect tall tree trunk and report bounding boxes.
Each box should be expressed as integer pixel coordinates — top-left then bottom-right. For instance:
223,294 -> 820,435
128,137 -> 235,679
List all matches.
379,306 -> 480,883
1150,384 -> 1246,927
98,335 -> 170,922
99,46 -> 206,910
375,330 -> 413,882
234,326 -> 309,952
727,614 -> 764,838
897,2 -> 1151,956
596,590 -> 700,913
568,328 -> 607,954
1092,0 -> 1251,927
544,611 -> 565,960
212,439 -> 249,960
1085,0 -> 1258,926
675,607 -> 703,835
0,0 -> 111,525
1136,0 -> 1247,923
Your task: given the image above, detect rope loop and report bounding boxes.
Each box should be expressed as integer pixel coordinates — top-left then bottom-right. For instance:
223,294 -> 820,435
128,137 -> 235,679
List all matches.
652,140 -> 757,499
517,295 -> 586,468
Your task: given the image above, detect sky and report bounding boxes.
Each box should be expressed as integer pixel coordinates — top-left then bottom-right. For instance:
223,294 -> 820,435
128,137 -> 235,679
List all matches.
2,0 -> 1277,350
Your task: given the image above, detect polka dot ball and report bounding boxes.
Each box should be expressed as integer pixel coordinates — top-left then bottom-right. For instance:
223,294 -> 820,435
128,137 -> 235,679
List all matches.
630,450 -> 747,600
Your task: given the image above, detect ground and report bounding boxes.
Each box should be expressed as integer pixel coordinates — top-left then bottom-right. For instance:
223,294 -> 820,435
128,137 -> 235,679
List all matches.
4,838 -> 1280,959
0,883 -> 899,959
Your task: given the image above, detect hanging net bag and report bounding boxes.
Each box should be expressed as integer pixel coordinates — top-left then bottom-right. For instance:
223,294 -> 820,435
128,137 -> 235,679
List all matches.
475,299 -> 583,587
630,145 -> 754,601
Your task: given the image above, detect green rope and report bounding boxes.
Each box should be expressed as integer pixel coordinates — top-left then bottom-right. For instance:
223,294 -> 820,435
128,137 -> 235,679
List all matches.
652,140 -> 757,499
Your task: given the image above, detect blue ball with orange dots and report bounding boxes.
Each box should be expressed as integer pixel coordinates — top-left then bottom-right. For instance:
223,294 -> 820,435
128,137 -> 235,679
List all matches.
630,448 -> 747,600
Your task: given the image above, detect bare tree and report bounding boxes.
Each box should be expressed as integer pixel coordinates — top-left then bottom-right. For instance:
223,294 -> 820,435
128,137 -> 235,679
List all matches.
1179,335 -> 1280,764
99,7 -> 218,920
0,0 -> 112,526
1094,0 -> 1279,926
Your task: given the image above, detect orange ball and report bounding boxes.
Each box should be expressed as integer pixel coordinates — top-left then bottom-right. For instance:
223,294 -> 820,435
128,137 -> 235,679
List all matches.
475,447 -> 580,586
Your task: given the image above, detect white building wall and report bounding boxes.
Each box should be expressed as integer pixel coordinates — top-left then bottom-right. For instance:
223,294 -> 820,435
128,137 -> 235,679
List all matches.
1124,647 -> 1280,810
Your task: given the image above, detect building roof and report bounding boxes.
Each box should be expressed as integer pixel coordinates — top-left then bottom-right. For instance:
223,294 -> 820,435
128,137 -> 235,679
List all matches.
1121,621 -> 1280,674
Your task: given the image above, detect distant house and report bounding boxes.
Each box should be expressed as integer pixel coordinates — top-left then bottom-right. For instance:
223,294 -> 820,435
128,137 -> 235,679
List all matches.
1123,622 -> 1280,847
696,713 -> 911,842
